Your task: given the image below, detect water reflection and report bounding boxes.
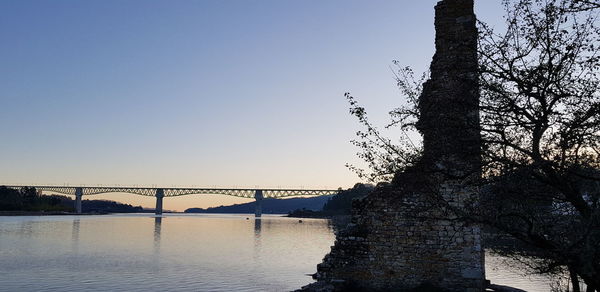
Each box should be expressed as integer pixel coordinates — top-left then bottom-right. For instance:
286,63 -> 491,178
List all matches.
254,218 -> 262,235
0,214 -> 552,292
253,218 -> 262,258
17,220 -> 35,251
153,217 -> 162,254
18,220 -> 34,237
71,218 -> 80,253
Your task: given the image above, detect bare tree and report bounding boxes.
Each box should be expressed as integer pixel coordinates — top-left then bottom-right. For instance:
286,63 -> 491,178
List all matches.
569,0 -> 600,11
346,0 -> 600,290
344,66 -> 425,183
476,0 -> 600,289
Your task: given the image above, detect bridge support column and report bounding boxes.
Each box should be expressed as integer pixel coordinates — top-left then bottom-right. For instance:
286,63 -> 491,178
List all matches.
75,187 -> 83,214
155,189 -> 164,215
254,190 -> 263,218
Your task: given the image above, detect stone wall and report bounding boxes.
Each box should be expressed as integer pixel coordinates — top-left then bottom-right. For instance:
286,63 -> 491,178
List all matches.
412,0 -> 481,179
300,0 -> 485,291
306,176 -> 485,291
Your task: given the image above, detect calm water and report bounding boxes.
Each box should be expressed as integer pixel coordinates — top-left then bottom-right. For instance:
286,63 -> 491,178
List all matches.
0,214 -> 552,291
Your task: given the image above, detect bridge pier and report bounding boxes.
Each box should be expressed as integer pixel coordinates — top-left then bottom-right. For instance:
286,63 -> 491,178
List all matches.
155,189 -> 164,215
254,190 -> 263,218
75,187 -> 83,214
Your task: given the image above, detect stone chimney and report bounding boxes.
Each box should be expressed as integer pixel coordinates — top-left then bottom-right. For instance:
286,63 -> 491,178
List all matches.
415,0 -> 481,178
300,1 -> 485,291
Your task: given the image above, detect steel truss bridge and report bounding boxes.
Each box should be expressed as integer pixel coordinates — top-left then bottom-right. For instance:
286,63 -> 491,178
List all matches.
3,185 -> 340,216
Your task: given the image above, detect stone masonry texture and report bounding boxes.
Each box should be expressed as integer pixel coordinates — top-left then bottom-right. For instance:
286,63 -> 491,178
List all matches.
300,0 -> 485,291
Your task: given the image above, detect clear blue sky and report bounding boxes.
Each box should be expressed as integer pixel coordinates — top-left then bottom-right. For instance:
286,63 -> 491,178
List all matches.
0,0 -> 504,210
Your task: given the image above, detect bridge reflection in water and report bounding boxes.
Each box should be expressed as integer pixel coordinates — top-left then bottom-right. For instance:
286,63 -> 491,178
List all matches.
154,217 -> 162,255
3,186 -> 339,216
151,215 -> 264,260
68,215 -> 262,258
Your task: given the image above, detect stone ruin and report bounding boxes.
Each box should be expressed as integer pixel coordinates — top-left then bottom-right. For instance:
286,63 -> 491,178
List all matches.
301,0 -> 485,291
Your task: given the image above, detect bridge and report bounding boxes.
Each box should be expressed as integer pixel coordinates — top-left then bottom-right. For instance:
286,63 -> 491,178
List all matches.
3,185 -> 340,216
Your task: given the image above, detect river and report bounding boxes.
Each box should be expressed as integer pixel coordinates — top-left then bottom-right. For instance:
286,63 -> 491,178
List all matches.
0,214 -> 553,291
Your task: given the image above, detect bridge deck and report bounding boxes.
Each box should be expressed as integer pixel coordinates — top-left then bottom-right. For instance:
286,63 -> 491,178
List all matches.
3,185 -> 340,198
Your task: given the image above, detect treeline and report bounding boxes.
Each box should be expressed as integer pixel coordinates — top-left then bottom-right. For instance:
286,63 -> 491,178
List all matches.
287,183 -> 373,217
0,186 -> 73,212
0,186 -> 144,213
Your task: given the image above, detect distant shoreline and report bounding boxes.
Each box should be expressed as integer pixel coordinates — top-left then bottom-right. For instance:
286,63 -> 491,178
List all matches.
0,211 -> 109,216
285,213 -> 332,219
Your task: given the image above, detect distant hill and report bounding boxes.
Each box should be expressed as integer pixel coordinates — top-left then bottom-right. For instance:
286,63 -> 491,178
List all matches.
185,196 -> 333,214
81,199 -> 144,213
287,183 -> 374,218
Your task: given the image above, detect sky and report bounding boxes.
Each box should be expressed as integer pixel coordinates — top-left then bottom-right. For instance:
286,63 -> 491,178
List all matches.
0,0 -> 504,211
